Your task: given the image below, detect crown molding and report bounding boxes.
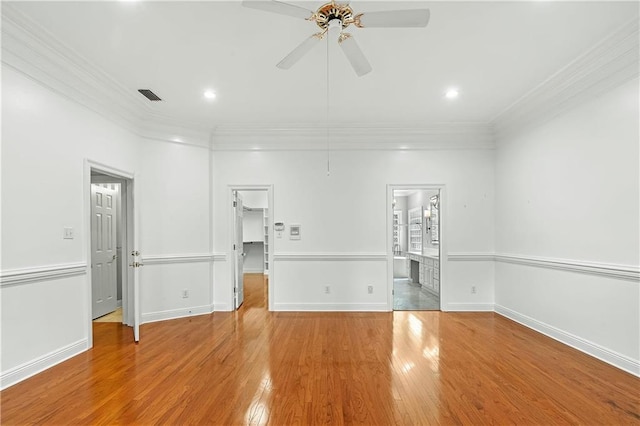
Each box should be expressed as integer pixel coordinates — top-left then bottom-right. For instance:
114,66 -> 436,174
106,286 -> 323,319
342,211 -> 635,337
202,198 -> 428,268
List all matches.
211,122 -> 496,151
1,4 -> 145,131
1,4 -> 212,149
3,3 -> 636,151
492,17 -> 640,138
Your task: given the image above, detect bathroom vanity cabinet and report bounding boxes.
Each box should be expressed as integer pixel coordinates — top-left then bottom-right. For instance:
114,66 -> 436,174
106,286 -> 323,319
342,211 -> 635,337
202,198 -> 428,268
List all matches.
406,252 -> 440,296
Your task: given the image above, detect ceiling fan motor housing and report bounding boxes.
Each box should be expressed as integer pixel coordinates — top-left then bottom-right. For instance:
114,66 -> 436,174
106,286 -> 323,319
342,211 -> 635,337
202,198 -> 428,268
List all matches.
315,2 -> 354,29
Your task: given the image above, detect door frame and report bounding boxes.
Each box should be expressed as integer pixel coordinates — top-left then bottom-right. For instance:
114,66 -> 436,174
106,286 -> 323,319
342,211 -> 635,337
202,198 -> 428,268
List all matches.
386,184 -> 447,312
84,159 -> 139,345
228,184 -> 274,311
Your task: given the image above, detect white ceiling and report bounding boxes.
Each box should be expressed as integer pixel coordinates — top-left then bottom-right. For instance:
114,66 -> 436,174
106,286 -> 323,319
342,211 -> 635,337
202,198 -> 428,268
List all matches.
6,1 -> 639,131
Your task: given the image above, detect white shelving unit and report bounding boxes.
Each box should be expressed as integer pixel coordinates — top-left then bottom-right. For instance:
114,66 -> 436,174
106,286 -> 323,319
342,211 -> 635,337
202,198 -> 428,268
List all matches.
263,208 -> 269,275
408,207 -> 422,253
393,210 -> 402,252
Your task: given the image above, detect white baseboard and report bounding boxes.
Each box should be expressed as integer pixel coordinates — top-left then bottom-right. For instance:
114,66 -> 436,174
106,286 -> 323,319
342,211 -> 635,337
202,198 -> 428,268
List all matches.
495,304 -> 640,377
274,303 -> 389,312
445,303 -> 495,312
1,339 -> 88,390
243,268 -> 264,274
141,304 -> 214,324
213,302 -> 233,311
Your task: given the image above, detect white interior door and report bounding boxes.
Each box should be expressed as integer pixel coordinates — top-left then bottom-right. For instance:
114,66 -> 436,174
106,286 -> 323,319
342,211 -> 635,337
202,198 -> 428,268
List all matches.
234,191 -> 245,309
91,185 -> 118,319
131,179 -> 141,342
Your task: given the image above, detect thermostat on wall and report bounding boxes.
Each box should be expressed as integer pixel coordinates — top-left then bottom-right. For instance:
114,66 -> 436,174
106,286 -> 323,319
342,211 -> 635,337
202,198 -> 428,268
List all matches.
290,224 -> 301,240
275,222 -> 284,238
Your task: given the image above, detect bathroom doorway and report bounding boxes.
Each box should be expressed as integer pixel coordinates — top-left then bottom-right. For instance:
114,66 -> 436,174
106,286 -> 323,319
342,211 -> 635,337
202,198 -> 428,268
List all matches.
390,186 -> 441,311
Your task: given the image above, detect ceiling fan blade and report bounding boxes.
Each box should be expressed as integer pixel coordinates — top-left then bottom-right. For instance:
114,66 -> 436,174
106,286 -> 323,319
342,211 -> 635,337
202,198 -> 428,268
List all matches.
356,9 -> 430,28
277,33 -> 323,69
338,34 -> 372,77
242,0 -> 315,20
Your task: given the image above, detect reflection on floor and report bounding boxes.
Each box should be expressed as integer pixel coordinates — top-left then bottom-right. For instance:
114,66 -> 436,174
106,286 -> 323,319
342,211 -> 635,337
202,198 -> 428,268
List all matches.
242,273 -> 269,309
393,278 -> 439,310
94,307 -> 123,323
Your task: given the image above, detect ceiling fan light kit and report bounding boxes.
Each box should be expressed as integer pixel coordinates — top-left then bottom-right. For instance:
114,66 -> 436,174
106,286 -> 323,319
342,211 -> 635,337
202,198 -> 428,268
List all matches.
243,0 -> 430,76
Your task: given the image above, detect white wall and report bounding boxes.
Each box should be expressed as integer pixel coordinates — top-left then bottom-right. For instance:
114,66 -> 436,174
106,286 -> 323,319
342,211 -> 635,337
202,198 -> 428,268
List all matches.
1,66 -> 138,385
212,148 -> 495,312
136,137 -> 212,322
494,78 -> 640,375
1,66 -> 215,388
243,209 -> 264,242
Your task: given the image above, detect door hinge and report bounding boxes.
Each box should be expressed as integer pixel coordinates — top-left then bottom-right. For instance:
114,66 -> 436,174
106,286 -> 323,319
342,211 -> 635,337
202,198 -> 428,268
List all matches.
233,201 -> 237,207
234,287 -> 237,293
233,244 -> 236,250
392,289 -> 395,295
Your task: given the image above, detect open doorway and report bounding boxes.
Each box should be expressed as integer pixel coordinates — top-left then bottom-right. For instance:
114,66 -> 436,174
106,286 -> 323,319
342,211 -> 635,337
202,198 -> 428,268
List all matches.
86,161 -> 139,344
390,187 -> 441,311
230,186 -> 272,311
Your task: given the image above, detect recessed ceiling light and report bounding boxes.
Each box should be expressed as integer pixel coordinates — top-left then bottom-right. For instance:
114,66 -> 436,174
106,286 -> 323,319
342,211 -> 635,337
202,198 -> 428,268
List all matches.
204,90 -> 217,100
445,88 -> 460,99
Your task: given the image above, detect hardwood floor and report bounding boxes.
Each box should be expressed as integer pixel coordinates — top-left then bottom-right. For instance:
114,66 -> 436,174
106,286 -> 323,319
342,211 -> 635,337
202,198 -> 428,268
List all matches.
2,273 -> 638,425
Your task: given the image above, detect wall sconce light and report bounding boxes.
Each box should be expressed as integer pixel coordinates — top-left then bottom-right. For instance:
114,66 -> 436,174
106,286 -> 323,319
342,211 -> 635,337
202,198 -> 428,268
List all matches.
424,208 -> 432,232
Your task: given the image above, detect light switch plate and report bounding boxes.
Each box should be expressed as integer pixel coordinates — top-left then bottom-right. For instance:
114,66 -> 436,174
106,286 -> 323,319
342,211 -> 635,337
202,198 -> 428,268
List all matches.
289,224 -> 301,240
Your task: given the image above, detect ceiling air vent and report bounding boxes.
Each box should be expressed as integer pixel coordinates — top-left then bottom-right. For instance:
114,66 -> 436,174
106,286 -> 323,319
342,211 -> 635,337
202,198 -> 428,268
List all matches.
138,89 -> 162,101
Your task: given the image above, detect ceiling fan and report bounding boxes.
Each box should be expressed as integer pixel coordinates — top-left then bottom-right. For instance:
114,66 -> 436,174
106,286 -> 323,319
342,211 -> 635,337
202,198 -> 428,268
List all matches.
242,1 -> 430,77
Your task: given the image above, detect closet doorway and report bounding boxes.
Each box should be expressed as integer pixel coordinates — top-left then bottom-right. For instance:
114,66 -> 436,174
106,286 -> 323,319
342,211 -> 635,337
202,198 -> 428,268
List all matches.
230,186 -> 274,311
389,185 -> 443,311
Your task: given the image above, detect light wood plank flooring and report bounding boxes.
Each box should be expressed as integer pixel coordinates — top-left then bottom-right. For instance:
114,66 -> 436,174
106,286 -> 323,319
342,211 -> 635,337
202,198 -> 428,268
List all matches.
1,274 -> 638,424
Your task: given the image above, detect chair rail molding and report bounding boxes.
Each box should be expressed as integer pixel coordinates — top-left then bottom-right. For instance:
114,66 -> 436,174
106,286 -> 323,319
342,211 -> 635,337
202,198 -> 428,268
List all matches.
0,263 -> 87,287
495,253 -> 639,282
273,253 -> 388,262
141,254 -> 216,265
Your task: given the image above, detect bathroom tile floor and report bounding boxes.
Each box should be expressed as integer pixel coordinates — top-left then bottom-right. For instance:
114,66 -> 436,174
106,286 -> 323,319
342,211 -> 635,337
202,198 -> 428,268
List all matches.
393,278 -> 440,310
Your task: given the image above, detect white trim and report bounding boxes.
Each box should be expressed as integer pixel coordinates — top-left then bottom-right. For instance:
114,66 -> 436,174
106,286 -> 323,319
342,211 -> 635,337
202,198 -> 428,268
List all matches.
212,123 -> 495,151
448,252 -> 496,262
495,304 -> 640,377
493,17 -> 640,137
212,253 -> 227,262
0,263 -> 87,287
1,5 -> 211,148
495,254 -> 639,281
0,339 -> 88,390
228,185 -> 275,312
141,254 -> 215,265
141,304 -> 214,324
243,268 -> 265,274
274,303 -> 389,312
213,303 -> 233,312
445,303 -> 494,312
273,253 -> 387,261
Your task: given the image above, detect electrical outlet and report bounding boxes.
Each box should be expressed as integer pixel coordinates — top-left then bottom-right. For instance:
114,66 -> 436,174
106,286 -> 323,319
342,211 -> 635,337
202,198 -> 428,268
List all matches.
182,289 -> 189,298
471,286 -> 477,294
63,227 -> 74,239
324,285 -> 330,294
367,285 -> 373,294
